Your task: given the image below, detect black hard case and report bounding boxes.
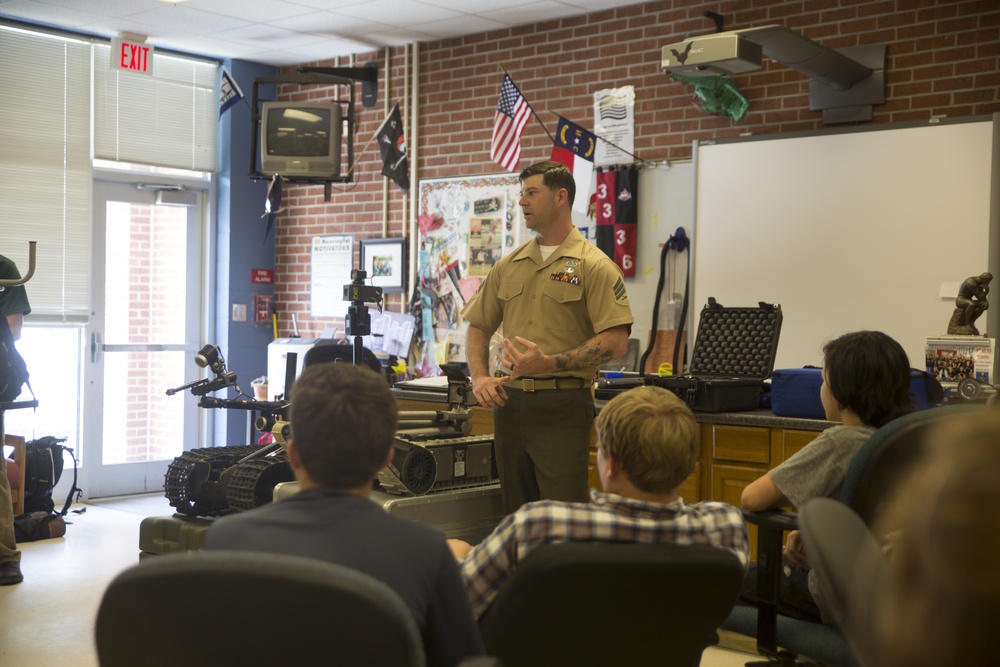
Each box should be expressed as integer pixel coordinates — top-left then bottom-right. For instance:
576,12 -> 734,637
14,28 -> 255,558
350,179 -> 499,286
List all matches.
646,300 -> 782,412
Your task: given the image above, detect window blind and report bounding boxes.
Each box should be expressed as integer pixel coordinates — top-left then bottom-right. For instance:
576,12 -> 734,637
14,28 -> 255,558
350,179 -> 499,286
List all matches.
0,24 -> 219,320
0,25 -> 92,321
94,45 -> 218,172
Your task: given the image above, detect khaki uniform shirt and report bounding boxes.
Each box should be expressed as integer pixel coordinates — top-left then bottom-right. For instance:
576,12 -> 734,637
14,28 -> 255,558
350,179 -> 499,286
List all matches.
462,227 -> 633,381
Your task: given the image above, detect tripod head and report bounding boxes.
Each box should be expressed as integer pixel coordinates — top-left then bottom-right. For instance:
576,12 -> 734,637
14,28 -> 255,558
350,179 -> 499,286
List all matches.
343,269 -> 385,368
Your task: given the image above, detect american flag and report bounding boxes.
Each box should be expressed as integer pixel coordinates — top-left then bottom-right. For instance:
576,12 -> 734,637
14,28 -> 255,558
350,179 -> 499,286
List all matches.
491,75 -> 531,172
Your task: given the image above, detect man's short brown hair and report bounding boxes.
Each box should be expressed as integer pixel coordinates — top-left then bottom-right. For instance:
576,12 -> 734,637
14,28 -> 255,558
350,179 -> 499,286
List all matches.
594,386 -> 698,494
519,160 -> 576,207
289,363 -> 398,488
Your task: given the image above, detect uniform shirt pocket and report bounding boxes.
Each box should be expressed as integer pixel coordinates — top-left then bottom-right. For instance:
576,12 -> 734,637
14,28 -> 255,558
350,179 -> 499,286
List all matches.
541,281 -> 585,333
498,281 -> 525,303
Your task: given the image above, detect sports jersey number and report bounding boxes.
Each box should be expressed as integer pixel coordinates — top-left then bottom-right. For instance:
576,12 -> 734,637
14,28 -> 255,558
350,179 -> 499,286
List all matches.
615,229 -> 626,244
621,254 -> 633,270
597,183 -> 608,198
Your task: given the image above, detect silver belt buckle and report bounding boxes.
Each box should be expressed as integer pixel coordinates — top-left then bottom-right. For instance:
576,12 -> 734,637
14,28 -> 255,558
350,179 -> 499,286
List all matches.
523,378 -> 536,392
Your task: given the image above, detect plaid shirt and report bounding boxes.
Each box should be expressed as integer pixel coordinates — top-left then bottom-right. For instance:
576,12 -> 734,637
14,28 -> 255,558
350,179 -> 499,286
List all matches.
459,489 -> 749,618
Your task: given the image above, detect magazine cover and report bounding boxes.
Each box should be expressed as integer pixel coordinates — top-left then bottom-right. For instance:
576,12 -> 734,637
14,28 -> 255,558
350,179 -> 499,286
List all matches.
925,336 -> 995,385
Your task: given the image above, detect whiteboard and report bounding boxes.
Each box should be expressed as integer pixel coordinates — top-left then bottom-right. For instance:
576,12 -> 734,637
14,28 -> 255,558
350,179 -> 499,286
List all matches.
691,118 -> 998,371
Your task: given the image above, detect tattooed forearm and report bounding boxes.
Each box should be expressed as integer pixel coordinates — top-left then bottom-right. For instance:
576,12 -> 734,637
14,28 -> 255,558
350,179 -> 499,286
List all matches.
552,326 -> 628,372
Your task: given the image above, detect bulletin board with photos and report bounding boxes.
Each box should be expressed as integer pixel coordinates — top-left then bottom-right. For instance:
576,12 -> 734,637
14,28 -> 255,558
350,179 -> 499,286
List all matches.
412,174 -> 529,377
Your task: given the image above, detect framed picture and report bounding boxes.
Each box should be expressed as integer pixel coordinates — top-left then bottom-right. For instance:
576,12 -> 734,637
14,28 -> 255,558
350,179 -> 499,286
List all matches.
360,237 -> 407,293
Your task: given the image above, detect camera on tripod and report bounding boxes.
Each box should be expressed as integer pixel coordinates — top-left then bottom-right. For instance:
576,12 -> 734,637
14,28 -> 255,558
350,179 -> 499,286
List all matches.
344,269 -> 383,339
343,269 -> 383,306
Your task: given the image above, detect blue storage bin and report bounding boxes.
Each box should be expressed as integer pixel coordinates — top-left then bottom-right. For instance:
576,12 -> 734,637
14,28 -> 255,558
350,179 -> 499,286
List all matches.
771,367 -> 943,419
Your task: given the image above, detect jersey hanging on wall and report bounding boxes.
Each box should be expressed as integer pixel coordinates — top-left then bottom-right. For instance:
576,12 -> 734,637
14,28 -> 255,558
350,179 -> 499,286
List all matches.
593,166 -> 637,277
594,169 -> 616,262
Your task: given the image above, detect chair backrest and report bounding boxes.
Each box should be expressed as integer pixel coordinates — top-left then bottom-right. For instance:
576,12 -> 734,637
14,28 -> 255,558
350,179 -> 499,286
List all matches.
800,498 -> 885,667
96,551 -> 426,667
477,542 -> 744,667
303,339 -> 383,375
839,404 -> 981,524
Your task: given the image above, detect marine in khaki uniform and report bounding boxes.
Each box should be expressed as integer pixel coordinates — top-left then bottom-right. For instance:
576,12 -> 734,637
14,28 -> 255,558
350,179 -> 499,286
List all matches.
462,161 -> 633,513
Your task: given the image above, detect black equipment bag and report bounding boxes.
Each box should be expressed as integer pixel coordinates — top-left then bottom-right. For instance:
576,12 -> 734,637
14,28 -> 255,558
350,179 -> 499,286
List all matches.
23,436 -> 81,515
646,298 -> 783,412
13,511 -> 66,542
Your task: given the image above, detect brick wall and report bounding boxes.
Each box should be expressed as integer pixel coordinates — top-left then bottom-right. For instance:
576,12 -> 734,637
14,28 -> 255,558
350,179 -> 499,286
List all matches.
274,0 -> 1000,338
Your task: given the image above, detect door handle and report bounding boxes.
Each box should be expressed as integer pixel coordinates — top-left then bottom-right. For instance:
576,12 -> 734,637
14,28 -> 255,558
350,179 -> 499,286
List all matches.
91,332 -> 103,364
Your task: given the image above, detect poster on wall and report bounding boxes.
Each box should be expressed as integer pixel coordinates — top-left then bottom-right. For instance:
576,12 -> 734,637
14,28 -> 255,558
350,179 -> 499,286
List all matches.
413,174 -> 528,376
310,234 -> 354,318
593,85 -> 635,167
468,216 -> 504,277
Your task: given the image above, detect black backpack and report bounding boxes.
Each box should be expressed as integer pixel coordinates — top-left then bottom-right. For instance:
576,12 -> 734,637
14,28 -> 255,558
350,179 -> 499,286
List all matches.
23,436 -> 81,515
0,312 -> 29,402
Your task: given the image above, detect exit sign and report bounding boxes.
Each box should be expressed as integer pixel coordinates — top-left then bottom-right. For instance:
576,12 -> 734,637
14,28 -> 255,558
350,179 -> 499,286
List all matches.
111,37 -> 154,76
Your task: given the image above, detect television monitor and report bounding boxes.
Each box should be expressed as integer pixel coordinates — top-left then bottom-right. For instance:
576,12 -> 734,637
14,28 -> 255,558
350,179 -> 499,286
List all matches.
260,102 -> 342,178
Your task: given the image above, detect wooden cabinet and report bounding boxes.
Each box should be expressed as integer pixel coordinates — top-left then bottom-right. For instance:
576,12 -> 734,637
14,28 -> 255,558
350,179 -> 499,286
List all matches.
701,422 -> 825,560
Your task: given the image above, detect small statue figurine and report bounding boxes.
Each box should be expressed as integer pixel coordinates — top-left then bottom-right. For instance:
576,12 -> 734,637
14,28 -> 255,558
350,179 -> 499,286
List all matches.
948,272 -> 993,335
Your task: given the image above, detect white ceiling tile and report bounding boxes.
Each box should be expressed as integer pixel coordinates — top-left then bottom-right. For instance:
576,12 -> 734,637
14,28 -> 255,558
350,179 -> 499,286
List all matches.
331,0 -> 461,27
410,15 -> 507,39
0,0 -> 649,65
269,10 -> 389,35
479,1 -> 585,26
0,0 -> 107,27
109,4 -> 253,36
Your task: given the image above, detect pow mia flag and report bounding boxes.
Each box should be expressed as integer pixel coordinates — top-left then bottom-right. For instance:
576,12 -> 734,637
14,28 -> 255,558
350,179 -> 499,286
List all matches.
376,103 -> 409,193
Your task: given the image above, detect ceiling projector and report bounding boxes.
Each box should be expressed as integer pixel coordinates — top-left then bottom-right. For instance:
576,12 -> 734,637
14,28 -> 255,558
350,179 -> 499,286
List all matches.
661,33 -> 763,77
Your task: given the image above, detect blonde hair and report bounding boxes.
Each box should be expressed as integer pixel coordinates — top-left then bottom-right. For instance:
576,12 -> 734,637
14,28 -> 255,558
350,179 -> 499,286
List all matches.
876,409 -> 1000,667
594,386 -> 698,493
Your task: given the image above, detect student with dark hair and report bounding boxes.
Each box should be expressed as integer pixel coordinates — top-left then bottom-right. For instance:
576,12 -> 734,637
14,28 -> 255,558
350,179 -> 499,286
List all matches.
740,330 -> 914,622
204,363 -> 484,667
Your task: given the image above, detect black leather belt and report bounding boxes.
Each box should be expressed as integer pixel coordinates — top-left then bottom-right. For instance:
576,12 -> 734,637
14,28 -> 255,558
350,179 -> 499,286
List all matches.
506,377 -> 589,392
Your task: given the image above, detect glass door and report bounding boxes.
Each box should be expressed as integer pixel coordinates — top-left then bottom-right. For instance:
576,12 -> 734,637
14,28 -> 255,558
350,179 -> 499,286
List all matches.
84,181 -> 204,497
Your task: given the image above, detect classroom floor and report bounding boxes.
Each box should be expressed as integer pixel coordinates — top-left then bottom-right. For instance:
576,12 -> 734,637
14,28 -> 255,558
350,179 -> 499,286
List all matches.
0,493 -> 764,667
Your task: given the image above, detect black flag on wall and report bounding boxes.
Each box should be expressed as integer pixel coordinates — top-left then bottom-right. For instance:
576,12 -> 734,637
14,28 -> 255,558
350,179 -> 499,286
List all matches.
376,103 -> 409,193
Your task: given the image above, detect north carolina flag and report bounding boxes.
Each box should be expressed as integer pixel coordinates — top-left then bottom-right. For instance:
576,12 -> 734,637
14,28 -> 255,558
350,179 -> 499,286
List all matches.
550,117 -> 595,214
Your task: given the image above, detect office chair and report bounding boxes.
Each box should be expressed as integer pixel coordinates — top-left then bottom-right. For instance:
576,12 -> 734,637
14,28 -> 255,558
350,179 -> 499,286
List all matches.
477,541 -> 745,667
303,339 -> 383,375
96,551 -> 496,667
799,498 -> 885,667
722,403 -> 981,667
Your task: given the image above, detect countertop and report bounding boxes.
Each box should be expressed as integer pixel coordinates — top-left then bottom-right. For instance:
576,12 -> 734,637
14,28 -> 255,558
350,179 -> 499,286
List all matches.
391,387 -> 835,432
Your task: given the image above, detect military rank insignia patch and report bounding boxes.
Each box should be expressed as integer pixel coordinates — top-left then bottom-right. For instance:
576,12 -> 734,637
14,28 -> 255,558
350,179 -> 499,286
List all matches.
613,276 -> 629,305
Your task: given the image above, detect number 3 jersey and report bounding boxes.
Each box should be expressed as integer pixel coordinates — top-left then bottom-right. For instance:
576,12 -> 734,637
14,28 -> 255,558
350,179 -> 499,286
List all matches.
593,165 -> 638,277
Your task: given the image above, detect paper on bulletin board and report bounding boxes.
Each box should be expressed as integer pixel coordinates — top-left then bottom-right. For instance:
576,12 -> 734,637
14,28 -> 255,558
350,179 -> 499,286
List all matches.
413,174 -> 529,376
310,234 -> 353,318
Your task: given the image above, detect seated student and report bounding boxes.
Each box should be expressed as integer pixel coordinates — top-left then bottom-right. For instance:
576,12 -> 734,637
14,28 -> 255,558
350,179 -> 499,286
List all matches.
449,385 -> 750,619
740,330 -> 914,623
204,363 -> 485,667
875,407 -> 1000,667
